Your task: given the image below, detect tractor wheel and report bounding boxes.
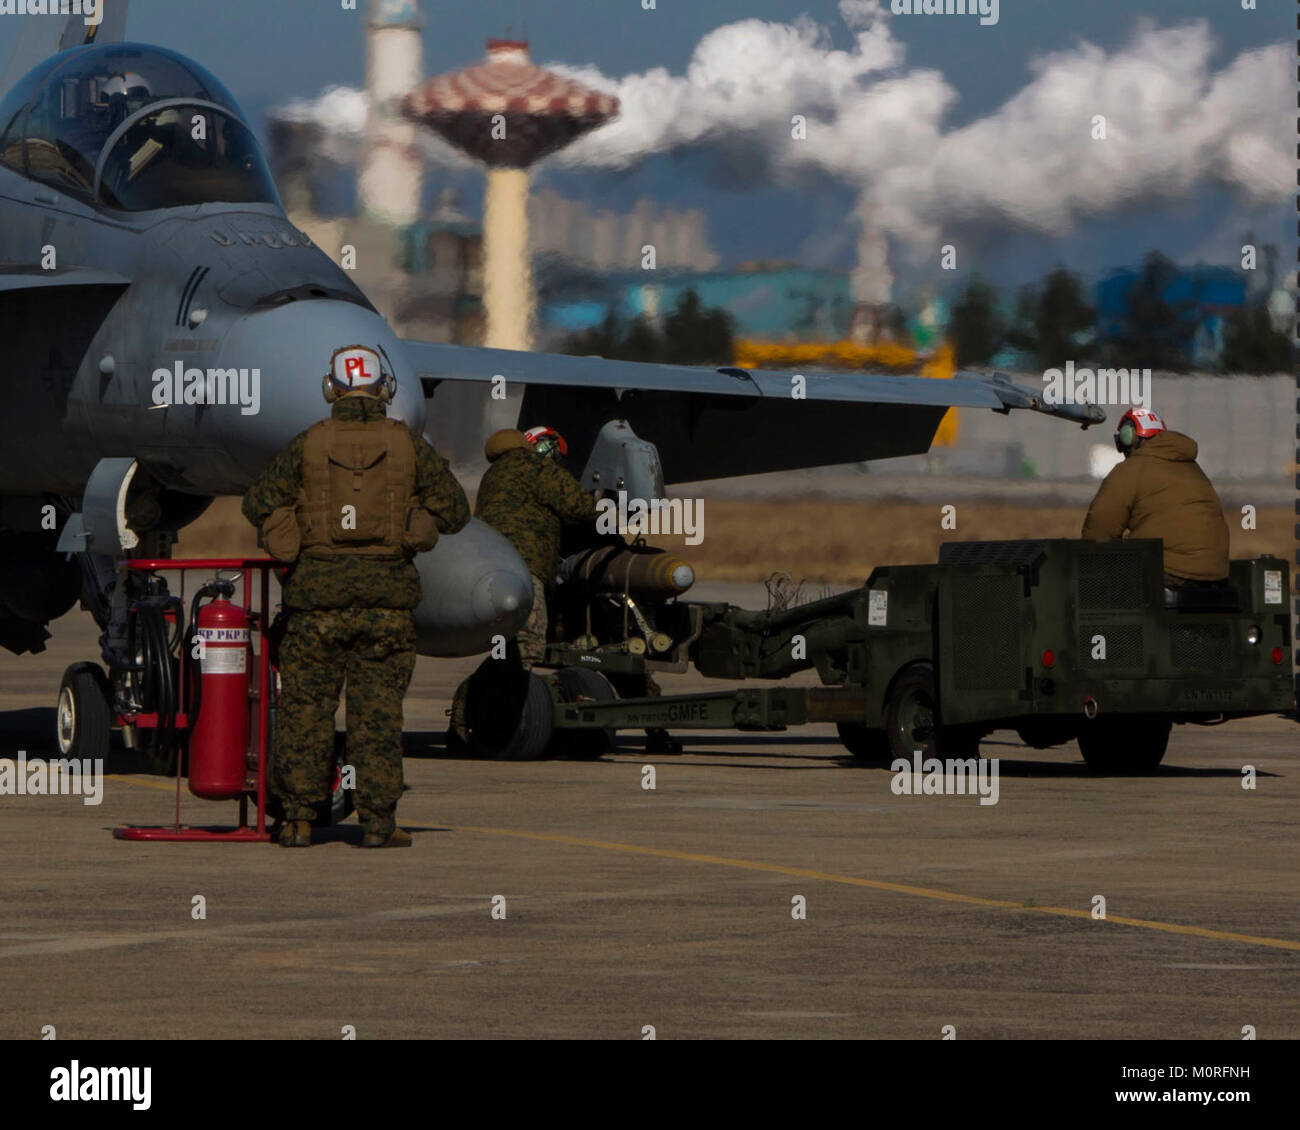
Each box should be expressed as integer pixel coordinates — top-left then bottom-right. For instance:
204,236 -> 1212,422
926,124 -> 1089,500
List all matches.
55,663 -> 113,762
1077,716 -> 1171,774
1014,718 -> 1078,751
836,722 -> 891,763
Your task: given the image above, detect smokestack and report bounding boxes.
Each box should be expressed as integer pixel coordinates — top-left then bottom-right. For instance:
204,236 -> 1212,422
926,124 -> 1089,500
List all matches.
852,200 -> 893,307
359,0 -> 424,226
849,200 -> 898,345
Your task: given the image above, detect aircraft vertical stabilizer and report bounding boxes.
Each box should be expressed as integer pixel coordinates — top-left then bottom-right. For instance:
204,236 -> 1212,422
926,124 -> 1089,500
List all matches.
0,0 -> 130,94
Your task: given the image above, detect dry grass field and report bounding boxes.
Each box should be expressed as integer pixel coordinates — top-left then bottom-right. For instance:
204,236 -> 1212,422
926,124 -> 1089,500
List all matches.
178,495 -> 1294,586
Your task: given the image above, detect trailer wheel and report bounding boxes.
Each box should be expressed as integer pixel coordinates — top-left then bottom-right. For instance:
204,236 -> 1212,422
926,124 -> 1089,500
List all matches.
55,663 -> 113,762
884,663 -> 978,760
465,659 -> 554,761
836,722 -> 890,763
548,668 -> 617,760
1077,716 -> 1170,774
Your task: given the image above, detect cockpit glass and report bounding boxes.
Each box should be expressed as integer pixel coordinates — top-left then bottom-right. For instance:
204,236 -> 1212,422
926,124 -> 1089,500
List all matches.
0,55 -> 60,177
0,43 -> 275,209
98,107 -> 277,211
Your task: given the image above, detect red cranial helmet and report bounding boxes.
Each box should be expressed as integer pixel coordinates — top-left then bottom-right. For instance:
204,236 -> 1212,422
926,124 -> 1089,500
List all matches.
523,425 -> 568,462
1115,407 -> 1165,453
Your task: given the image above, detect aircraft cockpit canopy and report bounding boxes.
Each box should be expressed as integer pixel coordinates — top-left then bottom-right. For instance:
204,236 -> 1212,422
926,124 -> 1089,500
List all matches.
0,43 -> 278,211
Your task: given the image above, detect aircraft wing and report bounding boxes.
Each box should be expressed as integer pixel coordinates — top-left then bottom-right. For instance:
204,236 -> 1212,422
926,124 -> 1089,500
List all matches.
0,266 -> 130,292
404,340 -> 1103,483
0,0 -> 130,94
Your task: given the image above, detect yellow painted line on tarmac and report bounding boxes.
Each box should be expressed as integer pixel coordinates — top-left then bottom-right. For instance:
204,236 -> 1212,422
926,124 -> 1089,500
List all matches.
454,824 -> 1300,954
102,772 -> 1299,952
105,774 -> 178,793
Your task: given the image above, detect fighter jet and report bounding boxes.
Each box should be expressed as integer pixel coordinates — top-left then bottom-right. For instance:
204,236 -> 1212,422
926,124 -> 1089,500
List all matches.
0,9 -> 1099,671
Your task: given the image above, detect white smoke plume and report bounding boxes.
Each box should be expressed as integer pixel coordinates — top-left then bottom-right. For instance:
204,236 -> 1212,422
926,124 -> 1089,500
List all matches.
273,85 -> 475,169
553,5 -> 1289,278
272,1 -> 1290,297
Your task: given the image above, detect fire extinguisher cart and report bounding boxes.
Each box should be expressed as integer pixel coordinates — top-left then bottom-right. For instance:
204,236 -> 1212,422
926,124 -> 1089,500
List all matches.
113,557 -> 279,843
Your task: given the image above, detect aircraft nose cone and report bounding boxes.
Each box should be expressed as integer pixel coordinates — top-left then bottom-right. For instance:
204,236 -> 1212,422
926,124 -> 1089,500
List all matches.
410,519 -> 534,656
473,569 -> 532,625
212,298 -> 424,472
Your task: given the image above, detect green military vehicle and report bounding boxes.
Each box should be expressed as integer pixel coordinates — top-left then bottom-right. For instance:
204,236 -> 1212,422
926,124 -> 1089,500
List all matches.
461,539 -> 1293,772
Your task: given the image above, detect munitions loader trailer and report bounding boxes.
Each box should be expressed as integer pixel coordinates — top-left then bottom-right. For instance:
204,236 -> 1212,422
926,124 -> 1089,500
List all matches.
459,539 -> 1293,772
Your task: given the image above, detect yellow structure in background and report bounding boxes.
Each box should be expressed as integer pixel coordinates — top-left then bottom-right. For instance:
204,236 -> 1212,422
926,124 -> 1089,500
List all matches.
733,340 -> 959,446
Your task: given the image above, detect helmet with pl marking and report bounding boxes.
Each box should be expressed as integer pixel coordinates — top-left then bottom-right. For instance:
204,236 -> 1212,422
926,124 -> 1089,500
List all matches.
323,345 -> 395,403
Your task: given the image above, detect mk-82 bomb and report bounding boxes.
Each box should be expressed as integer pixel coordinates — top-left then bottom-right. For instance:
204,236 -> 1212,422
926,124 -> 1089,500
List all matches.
558,543 -> 695,600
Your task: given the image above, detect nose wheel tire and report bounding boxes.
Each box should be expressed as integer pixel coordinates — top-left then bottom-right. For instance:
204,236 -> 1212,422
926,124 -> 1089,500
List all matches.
56,663 -> 113,761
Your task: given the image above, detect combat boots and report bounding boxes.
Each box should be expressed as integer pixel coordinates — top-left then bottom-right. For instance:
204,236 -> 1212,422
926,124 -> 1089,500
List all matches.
360,827 -> 413,849
278,820 -> 312,848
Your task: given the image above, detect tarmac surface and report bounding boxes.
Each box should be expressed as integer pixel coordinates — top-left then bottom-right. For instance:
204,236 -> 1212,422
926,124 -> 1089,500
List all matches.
1,598 -> 1297,1040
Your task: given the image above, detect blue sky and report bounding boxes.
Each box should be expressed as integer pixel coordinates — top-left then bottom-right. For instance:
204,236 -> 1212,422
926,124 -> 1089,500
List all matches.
92,1 -> 1300,294
128,0 -> 1287,122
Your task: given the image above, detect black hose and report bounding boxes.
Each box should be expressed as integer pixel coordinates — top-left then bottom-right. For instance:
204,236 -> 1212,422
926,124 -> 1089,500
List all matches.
153,607 -> 174,760
140,608 -> 161,747
131,602 -> 173,768
124,595 -> 186,770
124,582 -> 232,773
159,596 -> 182,756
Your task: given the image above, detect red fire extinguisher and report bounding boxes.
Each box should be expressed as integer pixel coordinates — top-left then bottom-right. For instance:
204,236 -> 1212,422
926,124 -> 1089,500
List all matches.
187,581 -> 251,800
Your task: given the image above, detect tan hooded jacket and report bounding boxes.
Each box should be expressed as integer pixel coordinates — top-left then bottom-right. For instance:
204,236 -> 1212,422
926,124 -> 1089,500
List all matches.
1081,430 -> 1229,582
476,430 -> 598,582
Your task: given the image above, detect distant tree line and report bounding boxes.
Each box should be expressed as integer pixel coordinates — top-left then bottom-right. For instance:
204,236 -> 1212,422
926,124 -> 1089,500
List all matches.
949,253 -> 1293,374
559,289 -> 735,367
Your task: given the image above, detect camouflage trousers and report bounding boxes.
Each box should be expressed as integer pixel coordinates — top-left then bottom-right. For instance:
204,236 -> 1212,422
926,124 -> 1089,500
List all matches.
518,575 -> 549,666
449,575 -> 547,739
275,607 -> 416,836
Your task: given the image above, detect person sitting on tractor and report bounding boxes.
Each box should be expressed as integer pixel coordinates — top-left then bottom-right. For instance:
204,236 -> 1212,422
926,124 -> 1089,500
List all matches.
1081,407 -> 1229,587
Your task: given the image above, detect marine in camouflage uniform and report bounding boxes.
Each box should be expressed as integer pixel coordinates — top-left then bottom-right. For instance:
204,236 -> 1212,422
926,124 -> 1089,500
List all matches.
243,372 -> 469,847
448,428 -> 596,745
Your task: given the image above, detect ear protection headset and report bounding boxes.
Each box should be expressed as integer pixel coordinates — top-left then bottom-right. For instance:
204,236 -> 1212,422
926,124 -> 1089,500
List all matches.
1115,419 -> 1137,453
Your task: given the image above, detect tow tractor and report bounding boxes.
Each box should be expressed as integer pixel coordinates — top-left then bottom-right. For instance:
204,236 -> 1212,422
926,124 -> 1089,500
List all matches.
461,539 -> 1294,772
